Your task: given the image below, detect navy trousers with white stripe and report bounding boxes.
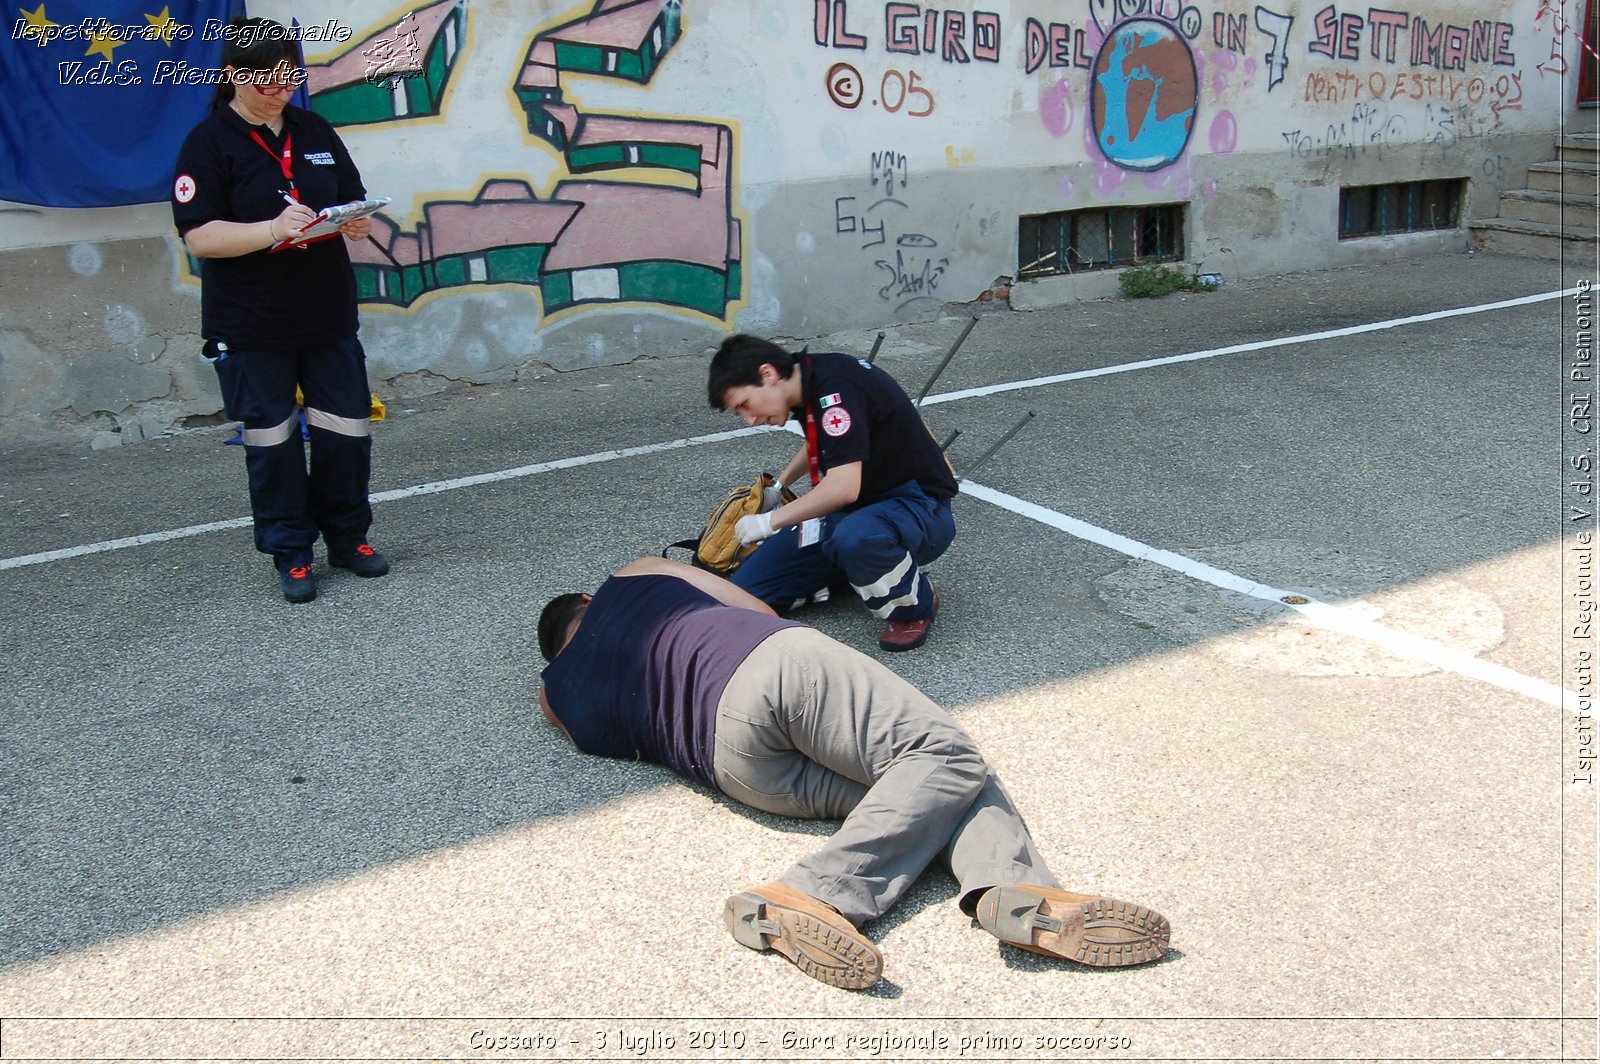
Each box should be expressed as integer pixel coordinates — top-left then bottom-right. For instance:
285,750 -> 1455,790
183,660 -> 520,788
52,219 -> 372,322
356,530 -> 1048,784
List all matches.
731,480 -> 954,622
212,336 -> 373,570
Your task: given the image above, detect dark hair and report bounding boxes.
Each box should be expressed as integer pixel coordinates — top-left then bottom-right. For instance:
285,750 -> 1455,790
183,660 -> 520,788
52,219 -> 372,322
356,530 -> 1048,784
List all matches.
538,593 -> 590,662
210,18 -> 300,110
707,334 -> 796,410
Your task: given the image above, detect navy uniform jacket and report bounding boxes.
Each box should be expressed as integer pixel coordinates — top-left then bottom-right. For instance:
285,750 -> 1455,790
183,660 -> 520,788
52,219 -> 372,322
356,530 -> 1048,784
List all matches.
172,102 -> 364,349
797,352 -> 958,505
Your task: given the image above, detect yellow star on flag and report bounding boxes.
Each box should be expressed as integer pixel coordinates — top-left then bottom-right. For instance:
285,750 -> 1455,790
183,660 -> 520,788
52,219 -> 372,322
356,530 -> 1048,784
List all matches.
84,28 -> 123,61
144,6 -> 181,46
17,4 -> 59,47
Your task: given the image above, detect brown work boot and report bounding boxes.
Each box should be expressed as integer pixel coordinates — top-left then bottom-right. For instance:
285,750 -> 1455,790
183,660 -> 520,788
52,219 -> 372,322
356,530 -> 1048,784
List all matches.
879,584 -> 937,652
975,885 -> 1170,967
723,881 -> 884,990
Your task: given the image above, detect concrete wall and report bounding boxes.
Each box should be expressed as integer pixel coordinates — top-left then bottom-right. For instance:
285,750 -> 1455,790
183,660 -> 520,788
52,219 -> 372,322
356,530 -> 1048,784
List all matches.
0,0 -> 1582,443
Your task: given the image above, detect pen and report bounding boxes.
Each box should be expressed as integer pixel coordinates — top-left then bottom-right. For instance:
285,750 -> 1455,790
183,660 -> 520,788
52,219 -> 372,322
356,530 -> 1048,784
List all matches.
276,191 -> 311,249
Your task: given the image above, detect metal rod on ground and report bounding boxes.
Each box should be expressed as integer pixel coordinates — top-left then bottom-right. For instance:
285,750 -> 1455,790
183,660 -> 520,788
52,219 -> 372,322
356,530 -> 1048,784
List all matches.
866,331 -> 886,364
937,428 -> 961,452
957,410 -> 1036,481
915,314 -> 979,407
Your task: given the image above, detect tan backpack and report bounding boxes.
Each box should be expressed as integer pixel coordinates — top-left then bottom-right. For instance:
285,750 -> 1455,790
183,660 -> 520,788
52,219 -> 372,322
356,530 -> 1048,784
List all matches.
665,471 -> 796,576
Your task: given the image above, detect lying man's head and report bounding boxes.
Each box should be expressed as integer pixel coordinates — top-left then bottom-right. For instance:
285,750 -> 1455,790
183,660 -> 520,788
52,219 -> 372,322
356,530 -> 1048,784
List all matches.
537,592 -> 590,662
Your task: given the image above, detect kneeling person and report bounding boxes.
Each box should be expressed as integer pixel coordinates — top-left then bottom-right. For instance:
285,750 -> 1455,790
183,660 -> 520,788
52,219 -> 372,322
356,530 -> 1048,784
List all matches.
537,557 -> 1170,989
708,334 -> 956,651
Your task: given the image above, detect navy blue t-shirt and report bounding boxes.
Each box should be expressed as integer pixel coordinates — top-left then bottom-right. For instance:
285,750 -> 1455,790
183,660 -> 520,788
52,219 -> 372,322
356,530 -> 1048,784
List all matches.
800,352 -> 958,504
172,103 -> 364,349
540,574 -> 799,788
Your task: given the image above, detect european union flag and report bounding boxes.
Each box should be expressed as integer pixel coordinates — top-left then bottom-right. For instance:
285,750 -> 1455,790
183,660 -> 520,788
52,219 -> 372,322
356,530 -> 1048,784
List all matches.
0,2 -> 245,207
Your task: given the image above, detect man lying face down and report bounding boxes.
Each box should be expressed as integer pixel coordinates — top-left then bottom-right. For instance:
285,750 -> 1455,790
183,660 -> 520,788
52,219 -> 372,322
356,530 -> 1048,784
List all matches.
537,556 -> 1170,989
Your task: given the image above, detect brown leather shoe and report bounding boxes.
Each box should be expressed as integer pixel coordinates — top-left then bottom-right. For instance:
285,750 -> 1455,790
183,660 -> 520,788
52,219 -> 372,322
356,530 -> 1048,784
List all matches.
879,585 -> 937,652
975,884 -> 1170,967
723,880 -> 884,989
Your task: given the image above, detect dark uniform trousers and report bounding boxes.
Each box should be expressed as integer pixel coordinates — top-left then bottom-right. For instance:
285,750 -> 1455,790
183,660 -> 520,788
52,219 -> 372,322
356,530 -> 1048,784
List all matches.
213,336 -> 373,568
732,480 -> 954,621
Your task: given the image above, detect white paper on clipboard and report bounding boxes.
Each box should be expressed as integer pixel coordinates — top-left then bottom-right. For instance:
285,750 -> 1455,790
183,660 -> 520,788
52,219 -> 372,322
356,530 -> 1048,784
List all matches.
271,196 -> 390,251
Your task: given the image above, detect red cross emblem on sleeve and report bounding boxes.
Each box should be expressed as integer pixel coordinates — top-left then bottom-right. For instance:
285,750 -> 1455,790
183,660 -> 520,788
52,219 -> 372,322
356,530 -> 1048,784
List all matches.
174,174 -> 196,203
822,407 -> 852,436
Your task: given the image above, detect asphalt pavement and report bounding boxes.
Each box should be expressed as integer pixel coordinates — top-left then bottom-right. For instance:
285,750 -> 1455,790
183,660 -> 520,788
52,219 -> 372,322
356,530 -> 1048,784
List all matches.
0,250 -> 1594,1062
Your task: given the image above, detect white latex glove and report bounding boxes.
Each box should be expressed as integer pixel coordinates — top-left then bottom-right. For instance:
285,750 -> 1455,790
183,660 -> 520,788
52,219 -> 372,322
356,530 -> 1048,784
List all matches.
735,511 -> 775,545
759,481 -> 786,512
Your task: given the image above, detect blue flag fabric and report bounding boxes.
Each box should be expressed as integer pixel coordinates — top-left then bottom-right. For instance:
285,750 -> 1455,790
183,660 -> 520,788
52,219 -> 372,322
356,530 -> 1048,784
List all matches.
0,1 -> 245,207
288,17 -> 310,110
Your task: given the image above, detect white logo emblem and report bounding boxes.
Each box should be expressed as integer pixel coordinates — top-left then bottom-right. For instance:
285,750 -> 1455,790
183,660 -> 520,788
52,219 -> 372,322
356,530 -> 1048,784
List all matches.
822,407 -> 852,437
173,174 -> 196,203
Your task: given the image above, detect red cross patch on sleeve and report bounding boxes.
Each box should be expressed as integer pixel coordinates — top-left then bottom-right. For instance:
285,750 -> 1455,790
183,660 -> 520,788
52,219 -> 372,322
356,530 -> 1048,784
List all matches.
821,406 -> 853,436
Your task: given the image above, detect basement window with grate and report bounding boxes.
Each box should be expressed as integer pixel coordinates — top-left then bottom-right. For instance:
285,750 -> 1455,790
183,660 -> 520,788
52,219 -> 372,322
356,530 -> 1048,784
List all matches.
1338,179 -> 1465,239
1017,204 -> 1185,279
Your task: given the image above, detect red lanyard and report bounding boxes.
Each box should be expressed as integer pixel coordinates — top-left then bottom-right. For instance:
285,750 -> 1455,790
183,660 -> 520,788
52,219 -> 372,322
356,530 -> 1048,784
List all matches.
801,355 -> 821,485
248,129 -> 296,200
803,408 -> 822,486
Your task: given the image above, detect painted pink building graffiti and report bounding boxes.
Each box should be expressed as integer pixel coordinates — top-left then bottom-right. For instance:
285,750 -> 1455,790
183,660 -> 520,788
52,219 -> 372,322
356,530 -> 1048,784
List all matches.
302,0 -> 741,321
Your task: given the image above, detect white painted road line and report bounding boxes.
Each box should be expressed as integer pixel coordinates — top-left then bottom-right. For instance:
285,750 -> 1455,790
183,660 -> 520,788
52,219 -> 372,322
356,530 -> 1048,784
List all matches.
368,425 -> 768,503
0,426 -> 771,572
959,479 -> 1576,711
0,516 -> 255,571
921,286 -> 1583,406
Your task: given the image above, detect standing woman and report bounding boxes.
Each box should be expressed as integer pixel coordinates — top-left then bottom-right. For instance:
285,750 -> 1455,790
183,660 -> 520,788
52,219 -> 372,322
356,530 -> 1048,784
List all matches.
172,16 -> 388,604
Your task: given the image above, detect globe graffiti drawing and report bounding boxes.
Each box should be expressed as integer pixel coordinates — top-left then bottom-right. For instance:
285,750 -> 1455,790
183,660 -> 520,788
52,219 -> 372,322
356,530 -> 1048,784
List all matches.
1090,18 -> 1198,172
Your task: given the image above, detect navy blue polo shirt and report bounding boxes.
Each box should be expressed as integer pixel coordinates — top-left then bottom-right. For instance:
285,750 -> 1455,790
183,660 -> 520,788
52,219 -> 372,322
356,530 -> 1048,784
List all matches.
540,574 -> 799,789
799,352 -> 958,504
172,102 -> 364,349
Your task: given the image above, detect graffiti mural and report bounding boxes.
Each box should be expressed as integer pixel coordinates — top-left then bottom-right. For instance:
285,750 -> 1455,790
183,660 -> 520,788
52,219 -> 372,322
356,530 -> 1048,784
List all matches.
185,0 -> 742,324
1090,18 -> 1198,171
0,0 -> 1574,437
1306,7 -> 1515,68
373,0 -> 734,320
306,0 -> 465,124
803,2 -> 1544,188
833,151 -> 951,312
1533,0 -> 1596,79
1288,2 -> 1528,145
1253,7 -> 1295,90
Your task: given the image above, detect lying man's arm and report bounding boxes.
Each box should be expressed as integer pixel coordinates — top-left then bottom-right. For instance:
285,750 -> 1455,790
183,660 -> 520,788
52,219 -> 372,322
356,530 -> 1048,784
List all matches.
538,684 -> 572,741
614,556 -> 779,615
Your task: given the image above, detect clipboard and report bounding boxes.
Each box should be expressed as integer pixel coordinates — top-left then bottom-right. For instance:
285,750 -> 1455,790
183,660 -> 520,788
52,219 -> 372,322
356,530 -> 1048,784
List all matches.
270,197 -> 390,253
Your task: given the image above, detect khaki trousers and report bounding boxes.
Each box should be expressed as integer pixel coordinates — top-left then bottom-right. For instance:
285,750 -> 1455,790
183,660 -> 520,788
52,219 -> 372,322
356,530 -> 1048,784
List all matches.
712,627 -> 1056,927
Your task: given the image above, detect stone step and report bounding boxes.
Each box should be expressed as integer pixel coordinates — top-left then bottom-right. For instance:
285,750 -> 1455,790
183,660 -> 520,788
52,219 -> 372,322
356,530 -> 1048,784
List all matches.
1529,160 -> 1600,193
1498,188 -> 1600,229
1559,133 -> 1600,164
1469,216 -> 1599,263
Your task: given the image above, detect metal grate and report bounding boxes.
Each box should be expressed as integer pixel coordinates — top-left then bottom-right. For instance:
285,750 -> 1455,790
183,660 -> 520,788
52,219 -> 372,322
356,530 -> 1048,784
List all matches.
1339,179 -> 1464,239
1018,204 -> 1185,278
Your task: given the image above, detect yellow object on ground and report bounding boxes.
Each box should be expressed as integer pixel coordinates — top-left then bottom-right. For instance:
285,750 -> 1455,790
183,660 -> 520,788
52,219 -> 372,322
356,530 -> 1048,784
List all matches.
293,385 -> 385,422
